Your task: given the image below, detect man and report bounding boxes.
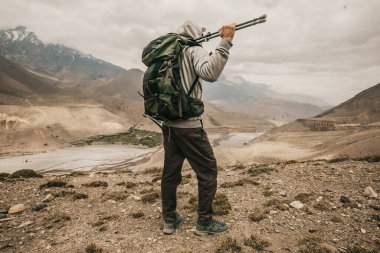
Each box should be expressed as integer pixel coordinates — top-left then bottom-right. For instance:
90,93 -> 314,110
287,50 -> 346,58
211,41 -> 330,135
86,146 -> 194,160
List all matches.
161,20 -> 236,235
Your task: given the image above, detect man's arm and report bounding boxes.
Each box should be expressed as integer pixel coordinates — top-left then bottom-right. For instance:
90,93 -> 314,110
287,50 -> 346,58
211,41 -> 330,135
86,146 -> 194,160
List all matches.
191,23 -> 236,82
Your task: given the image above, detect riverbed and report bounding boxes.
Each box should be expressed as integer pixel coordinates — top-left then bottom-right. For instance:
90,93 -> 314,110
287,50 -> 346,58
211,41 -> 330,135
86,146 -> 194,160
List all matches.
0,132 -> 264,174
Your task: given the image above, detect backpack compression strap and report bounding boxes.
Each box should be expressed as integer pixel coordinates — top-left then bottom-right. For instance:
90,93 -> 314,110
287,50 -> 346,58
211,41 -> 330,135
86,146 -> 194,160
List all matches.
187,76 -> 200,96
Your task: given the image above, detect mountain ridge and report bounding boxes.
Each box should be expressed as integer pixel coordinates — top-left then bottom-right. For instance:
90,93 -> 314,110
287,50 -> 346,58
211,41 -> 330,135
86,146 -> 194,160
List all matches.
0,26 -> 125,81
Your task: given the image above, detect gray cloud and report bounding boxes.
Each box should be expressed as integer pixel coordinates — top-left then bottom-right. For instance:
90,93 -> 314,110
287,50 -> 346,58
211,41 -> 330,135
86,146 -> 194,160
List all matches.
0,0 -> 379,104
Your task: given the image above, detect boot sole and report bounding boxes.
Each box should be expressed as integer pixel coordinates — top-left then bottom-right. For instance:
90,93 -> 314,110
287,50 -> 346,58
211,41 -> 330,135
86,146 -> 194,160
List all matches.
162,219 -> 182,235
193,228 -> 228,236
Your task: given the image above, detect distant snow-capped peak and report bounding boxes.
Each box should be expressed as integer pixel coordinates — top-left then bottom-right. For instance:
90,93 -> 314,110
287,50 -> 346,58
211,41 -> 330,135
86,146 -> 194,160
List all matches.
0,26 -> 42,45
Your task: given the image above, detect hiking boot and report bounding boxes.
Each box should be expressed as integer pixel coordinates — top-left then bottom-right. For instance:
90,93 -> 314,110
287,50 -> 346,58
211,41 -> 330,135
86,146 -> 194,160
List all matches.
163,213 -> 182,235
194,219 -> 229,235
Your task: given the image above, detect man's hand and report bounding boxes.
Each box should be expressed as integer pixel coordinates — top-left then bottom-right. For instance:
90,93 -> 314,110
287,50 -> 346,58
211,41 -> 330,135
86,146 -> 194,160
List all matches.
219,23 -> 236,42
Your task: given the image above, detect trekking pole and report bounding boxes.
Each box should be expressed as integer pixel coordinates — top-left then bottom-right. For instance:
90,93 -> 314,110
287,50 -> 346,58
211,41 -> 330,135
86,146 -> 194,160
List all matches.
195,14 -> 267,43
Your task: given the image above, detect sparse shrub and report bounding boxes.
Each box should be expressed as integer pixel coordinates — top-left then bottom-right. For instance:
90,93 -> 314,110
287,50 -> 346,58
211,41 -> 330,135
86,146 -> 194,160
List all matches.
72,193 -> 88,200
232,163 -> 246,170
213,193 -> 232,215
82,181 -> 108,188
314,199 -> 331,211
248,166 -> 276,177
152,176 -> 161,183
141,167 -> 162,174
116,181 -> 137,188
9,169 -> 43,178
263,198 -> 288,211
40,180 -> 68,189
327,155 -> 349,163
98,226 -> 107,232
0,172 -> 10,181
284,160 -> 298,165
68,171 -> 87,177
346,246 -> 378,253
86,243 -> 103,253
142,191 -> 159,203
102,191 -> 129,201
221,178 -> 259,188
215,237 -> 242,253
262,186 -> 274,197
93,215 -> 119,227
140,188 -> 157,194
330,216 -> 343,223
44,212 -> 71,228
53,190 -> 76,197
295,193 -> 314,203
130,211 -> 145,219
353,156 -> 380,163
243,234 -> 270,251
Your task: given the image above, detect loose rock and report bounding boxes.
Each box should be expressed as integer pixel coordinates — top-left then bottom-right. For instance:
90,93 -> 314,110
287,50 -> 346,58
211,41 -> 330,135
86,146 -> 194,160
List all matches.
364,187 -> 378,198
32,202 -> 47,212
340,195 -> 350,203
290,201 -> 304,209
42,194 -> 54,203
8,204 -> 26,214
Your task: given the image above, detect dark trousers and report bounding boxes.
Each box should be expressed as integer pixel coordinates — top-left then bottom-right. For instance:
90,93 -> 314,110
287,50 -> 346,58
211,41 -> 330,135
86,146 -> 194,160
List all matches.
161,125 -> 217,223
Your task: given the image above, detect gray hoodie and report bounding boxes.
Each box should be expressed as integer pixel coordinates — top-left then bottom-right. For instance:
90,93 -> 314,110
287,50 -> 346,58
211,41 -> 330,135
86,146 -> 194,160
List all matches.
163,20 -> 233,128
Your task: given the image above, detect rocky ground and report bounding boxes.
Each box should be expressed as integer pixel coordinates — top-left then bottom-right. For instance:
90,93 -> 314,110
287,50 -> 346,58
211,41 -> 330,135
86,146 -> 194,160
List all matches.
0,160 -> 379,253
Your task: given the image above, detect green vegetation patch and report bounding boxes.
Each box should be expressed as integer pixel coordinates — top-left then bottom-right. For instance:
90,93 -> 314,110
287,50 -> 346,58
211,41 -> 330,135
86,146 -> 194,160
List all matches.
215,237 -> 242,253
0,172 -> 10,181
72,127 -> 163,148
9,169 -> 43,179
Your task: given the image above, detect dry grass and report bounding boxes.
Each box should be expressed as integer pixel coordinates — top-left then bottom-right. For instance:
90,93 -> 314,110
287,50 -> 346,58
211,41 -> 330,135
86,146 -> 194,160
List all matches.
83,181 -> 108,188
215,237 -> 242,253
130,211 -> 145,219
44,212 -> 71,228
40,180 -> 69,189
9,169 -> 43,179
102,191 -> 129,201
263,198 -> 288,211
213,193 -> 232,215
86,243 -> 103,253
248,166 -> 276,177
243,234 -> 270,251
220,178 -> 260,188
116,181 -> 137,189
141,167 -> 162,174
72,193 -> 88,200
141,191 -> 160,204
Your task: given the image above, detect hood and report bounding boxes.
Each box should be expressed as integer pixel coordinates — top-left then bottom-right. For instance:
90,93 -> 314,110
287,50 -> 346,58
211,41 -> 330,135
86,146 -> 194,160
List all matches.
177,20 -> 206,40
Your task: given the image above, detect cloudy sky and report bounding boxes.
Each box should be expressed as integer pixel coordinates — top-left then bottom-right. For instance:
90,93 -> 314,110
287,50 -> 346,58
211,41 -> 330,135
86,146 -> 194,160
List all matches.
1,0 -> 379,105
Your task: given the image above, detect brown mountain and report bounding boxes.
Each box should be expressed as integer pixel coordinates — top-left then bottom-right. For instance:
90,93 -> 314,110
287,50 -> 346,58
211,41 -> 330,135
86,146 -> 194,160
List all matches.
316,83 -> 380,123
0,55 -> 61,104
253,83 -> 380,159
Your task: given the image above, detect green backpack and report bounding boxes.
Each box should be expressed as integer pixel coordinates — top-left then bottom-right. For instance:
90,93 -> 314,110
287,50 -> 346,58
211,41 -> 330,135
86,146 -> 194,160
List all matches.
141,33 -> 204,122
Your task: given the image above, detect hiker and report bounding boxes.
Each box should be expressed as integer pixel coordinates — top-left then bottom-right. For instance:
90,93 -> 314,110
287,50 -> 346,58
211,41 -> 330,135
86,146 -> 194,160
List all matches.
160,21 -> 236,235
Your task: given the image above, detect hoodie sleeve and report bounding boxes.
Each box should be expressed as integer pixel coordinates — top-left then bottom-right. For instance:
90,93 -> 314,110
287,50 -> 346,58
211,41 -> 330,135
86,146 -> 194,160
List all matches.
191,39 -> 233,82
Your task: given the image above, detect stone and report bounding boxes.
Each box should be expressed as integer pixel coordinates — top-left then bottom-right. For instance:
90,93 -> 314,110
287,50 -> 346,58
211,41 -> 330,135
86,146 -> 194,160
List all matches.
360,228 -> 366,234
32,202 -> 47,212
279,191 -> 287,197
133,196 -> 141,201
42,194 -> 54,203
17,221 -> 33,228
290,201 -> 304,209
8,204 -> 26,214
364,187 -> 378,198
250,212 -> 266,222
340,195 -> 350,203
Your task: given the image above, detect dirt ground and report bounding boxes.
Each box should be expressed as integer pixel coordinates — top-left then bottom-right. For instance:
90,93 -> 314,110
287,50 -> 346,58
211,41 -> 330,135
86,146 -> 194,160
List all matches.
1,160 -> 379,253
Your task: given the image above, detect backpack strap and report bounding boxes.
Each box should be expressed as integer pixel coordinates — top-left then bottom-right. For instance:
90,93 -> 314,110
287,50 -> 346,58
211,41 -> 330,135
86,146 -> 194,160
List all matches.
187,76 -> 199,96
